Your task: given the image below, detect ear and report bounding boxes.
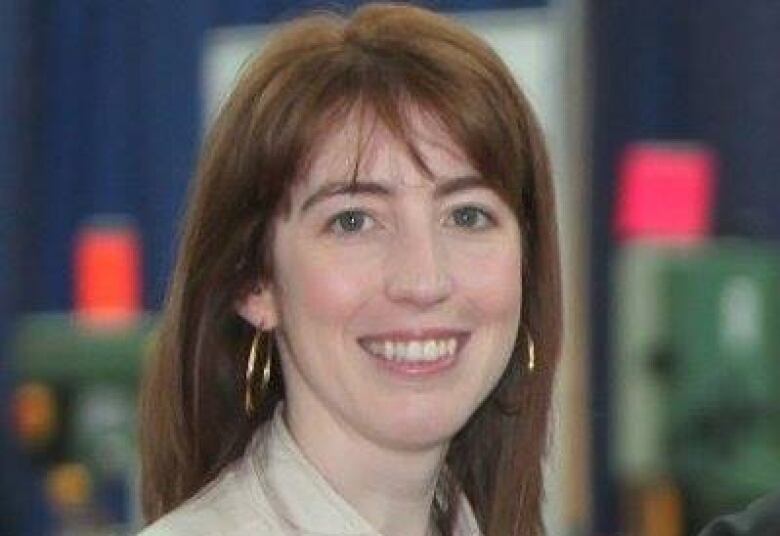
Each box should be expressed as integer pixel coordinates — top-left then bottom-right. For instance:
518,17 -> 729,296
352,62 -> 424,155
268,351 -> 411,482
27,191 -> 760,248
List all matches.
236,284 -> 279,330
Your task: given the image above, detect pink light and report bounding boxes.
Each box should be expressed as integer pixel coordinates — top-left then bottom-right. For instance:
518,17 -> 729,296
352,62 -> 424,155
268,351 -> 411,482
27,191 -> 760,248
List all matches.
614,143 -> 717,243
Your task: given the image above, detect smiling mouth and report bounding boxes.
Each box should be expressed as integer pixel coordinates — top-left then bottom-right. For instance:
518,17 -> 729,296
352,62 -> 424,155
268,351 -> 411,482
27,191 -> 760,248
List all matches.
358,332 -> 469,363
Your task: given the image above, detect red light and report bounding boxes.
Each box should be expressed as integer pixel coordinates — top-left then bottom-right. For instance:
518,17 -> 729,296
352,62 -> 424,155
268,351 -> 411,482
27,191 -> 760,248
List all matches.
73,220 -> 141,326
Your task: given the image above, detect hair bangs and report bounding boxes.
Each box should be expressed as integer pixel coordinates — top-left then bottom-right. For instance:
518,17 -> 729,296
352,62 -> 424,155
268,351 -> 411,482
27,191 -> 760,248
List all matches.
266,43 -> 528,220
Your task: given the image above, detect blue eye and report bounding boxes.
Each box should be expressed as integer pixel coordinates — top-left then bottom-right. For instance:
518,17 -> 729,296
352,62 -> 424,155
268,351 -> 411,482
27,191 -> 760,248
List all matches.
450,206 -> 494,229
329,209 -> 373,234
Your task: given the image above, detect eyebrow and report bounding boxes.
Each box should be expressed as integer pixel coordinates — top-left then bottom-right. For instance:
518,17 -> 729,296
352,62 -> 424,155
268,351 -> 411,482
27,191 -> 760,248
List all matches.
299,175 -> 490,214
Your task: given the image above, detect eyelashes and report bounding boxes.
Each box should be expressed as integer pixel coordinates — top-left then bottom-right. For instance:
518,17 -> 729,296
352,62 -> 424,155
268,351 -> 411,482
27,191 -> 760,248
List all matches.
327,209 -> 376,235
325,204 -> 497,236
448,205 -> 495,229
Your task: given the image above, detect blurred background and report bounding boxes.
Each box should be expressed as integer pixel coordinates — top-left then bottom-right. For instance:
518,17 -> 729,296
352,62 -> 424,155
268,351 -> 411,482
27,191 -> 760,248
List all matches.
2,0 -> 780,534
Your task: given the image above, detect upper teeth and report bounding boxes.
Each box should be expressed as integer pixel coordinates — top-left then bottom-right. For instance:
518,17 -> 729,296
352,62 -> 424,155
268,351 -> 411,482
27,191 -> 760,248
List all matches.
365,338 -> 458,361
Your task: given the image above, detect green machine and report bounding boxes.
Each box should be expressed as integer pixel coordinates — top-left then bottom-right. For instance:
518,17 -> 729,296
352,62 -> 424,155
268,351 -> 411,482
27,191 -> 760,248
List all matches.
662,243 -> 780,520
12,313 -> 156,535
613,240 -> 780,533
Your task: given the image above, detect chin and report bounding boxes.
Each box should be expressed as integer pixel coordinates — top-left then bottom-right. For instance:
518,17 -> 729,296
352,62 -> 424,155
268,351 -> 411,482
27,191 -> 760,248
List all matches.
367,402 -> 472,452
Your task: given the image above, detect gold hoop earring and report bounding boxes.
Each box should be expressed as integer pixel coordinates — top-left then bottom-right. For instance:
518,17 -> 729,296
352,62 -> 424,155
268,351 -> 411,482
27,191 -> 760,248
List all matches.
526,327 -> 536,373
245,330 -> 273,416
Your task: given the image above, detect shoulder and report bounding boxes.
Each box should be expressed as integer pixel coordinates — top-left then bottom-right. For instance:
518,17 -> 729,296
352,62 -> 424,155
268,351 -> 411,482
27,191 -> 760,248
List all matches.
698,490 -> 780,536
137,457 -> 281,536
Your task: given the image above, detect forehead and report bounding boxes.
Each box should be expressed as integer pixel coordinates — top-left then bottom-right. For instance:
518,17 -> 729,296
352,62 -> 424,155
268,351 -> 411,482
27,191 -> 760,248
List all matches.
298,107 -> 475,192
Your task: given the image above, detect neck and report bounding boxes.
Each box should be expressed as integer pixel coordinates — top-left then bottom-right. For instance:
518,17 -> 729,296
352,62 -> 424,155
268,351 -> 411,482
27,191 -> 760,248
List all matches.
284,401 -> 448,536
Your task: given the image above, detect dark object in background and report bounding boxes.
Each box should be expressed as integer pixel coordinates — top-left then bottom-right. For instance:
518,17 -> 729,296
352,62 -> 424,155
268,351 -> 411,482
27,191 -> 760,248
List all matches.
698,489 -> 780,536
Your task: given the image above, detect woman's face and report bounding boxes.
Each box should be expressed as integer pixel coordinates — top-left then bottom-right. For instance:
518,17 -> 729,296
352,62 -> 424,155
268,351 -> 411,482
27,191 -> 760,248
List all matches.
240,110 -> 523,452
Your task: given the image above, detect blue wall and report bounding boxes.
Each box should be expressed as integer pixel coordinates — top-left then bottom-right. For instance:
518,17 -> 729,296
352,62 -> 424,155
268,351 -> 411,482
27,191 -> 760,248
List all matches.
591,1 -> 780,533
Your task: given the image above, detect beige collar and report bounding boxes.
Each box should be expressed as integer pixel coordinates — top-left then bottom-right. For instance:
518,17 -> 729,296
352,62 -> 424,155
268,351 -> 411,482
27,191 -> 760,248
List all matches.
243,405 -> 481,536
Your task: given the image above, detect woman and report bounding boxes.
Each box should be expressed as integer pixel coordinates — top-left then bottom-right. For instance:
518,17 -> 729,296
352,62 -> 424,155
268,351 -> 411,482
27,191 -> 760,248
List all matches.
139,3 -> 561,535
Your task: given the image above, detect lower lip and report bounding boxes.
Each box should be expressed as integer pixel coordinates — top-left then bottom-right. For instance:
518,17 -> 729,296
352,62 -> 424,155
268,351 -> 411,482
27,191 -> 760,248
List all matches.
370,353 -> 458,377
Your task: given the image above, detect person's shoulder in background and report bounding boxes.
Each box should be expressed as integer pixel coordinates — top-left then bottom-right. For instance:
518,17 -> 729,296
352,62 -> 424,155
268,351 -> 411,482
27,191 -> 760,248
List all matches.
698,489 -> 780,536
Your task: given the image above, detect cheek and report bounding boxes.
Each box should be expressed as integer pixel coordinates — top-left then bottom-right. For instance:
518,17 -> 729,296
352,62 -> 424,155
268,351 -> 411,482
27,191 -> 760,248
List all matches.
454,243 -> 523,317
277,247 -> 377,323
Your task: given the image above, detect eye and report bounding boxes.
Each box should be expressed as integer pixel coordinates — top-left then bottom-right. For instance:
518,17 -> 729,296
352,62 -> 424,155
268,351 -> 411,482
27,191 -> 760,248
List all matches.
327,209 -> 375,235
449,205 -> 495,230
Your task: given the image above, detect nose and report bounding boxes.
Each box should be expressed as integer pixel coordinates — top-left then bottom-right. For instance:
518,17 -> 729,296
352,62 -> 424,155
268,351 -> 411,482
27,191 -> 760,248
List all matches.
384,224 -> 454,307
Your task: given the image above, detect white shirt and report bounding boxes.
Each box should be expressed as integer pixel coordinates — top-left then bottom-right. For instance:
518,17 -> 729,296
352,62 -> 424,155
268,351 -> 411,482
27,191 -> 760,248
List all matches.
139,407 -> 482,535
